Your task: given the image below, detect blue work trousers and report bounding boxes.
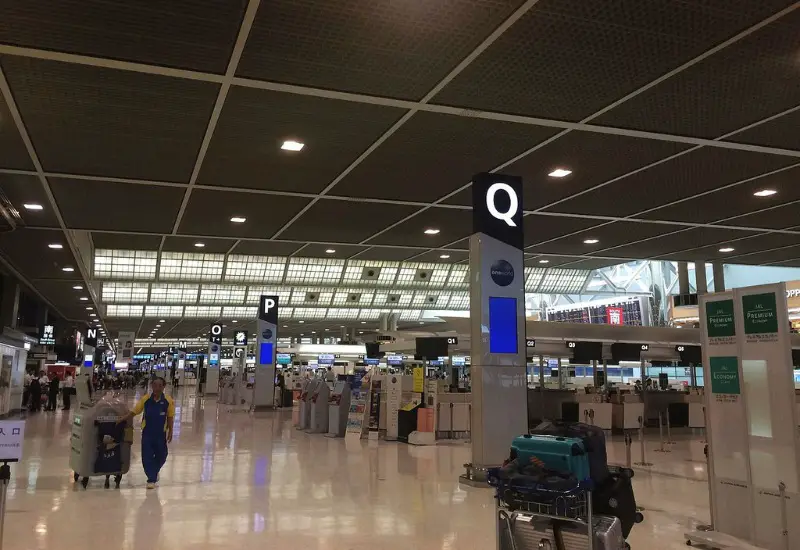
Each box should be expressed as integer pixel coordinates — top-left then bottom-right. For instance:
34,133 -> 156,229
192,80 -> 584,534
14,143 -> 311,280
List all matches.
141,428 -> 168,483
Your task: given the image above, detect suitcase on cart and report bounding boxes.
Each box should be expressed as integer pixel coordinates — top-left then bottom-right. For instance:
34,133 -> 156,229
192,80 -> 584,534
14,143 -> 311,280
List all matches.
499,511 -> 626,550
531,421 -> 609,484
511,434 -> 591,481
592,466 -> 642,539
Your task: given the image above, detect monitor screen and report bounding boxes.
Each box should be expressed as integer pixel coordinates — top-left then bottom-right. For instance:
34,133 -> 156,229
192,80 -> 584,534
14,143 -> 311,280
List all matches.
259,343 -> 274,365
489,297 -> 517,354
415,337 -> 449,359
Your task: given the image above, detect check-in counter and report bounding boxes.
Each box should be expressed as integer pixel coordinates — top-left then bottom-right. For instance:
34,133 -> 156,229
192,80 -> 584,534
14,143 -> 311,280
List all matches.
686,392 -> 705,428
611,394 -> 645,431
528,389 -> 577,426
642,390 -> 691,427
575,394 -> 613,430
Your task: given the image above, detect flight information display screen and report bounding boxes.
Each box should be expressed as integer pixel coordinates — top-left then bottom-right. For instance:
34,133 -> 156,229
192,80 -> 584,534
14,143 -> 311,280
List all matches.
489,297 -> 517,354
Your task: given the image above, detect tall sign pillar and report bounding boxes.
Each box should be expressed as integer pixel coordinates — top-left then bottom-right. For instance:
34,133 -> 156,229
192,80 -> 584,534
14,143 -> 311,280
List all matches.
83,328 -> 97,376
205,323 -> 222,395
254,295 -> 278,410
466,173 -> 528,477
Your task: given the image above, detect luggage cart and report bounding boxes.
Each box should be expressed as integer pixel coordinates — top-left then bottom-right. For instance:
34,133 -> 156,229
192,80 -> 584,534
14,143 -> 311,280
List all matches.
70,399 -> 133,489
489,469 -> 628,550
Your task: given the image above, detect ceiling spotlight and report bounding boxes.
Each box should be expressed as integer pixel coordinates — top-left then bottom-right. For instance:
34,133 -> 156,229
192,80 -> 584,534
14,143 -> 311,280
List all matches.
232,320 -> 238,323
62,267 -> 75,272
230,216 -> 247,223
89,313 -> 96,317
85,307 -> 93,311
548,168 -> 572,178
73,285 -> 82,290
80,297 -> 88,301
283,325 -> 288,328
156,324 -> 161,328
194,242 -> 205,248
281,140 -> 305,152
753,189 -> 777,197
159,319 -> 165,323
361,321 -> 366,324
48,243 -> 63,249
23,203 -> 43,211
539,259 -> 550,264
298,320 -> 305,324
424,228 -> 440,235
440,254 -> 450,259
719,247 -> 735,253
583,239 -> 599,245
325,249 -> 336,254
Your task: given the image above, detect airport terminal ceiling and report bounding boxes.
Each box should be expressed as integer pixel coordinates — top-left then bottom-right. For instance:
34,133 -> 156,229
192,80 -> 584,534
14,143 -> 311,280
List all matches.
0,1 -> 799,343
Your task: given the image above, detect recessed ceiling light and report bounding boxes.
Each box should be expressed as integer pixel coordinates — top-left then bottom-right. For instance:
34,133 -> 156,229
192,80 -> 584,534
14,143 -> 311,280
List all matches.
753,189 -> 777,197
325,249 -> 336,254
62,267 -> 75,272
583,239 -> 599,245
156,324 -> 161,328
424,228 -> 441,235
440,254 -> 450,259
719,247 -> 735,253
194,242 -> 205,248
230,216 -> 247,223
298,320 -> 305,324
311,331 -> 316,334
85,307 -> 92,311
159,319 -> 165,323
281,140 -> 305,152
539,259 -> 550,264
232,320 -> 238,323
23,203 -> 43,211
73,285 -> 82,290
324,328 -> 329,331
48,243 -> 63,249
80,297 -> 88,301
89,313 -> 96,317
361,321 -> 366,324
283,325 -> 288,328
548,168 -> 572,178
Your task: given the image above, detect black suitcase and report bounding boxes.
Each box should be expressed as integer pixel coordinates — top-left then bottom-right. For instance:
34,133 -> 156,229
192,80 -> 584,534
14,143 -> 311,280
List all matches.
593,465 -> 643,538
530,420 -> 609,484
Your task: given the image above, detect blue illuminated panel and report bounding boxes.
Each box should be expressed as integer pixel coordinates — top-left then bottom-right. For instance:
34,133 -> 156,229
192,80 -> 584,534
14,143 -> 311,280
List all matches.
489,297 -> 518,354
259,342 -> 274,365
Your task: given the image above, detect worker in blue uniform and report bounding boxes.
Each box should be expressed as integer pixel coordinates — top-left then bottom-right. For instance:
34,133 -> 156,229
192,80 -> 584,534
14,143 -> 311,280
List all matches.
119,377 -> 175,489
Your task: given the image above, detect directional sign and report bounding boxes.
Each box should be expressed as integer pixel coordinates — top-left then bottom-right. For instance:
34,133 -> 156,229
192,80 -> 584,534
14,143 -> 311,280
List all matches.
235,348 -> 245,359
85,328 -> 98,347
640,344 -> 649,351
233,330 -> 248,347
566,341 -> 577,349
446,336 -> 459,345
209,324 -> 222,345
525,339 -> 536,348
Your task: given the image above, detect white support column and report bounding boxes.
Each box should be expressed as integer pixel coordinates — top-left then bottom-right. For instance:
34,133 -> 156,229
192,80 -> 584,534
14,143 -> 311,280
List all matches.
695,261 -> 708,294
713,262 -> 725,292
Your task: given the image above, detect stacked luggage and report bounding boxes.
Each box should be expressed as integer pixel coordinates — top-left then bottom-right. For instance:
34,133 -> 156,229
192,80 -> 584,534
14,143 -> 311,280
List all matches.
490,420 -> 643,549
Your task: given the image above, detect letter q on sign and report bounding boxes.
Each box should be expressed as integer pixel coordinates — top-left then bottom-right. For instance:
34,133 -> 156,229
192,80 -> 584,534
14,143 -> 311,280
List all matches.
486,182 -> 519,227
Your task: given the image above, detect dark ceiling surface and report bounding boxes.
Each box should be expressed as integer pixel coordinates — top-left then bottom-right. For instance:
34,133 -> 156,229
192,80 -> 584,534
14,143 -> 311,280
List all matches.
0,0 -> 799,335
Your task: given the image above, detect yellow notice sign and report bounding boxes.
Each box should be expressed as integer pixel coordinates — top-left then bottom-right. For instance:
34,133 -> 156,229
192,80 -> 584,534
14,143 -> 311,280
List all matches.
412,367 -> 424,393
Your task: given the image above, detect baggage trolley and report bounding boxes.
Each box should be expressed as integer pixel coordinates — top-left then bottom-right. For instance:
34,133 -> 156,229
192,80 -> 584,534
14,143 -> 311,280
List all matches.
489,468 -> 628,550
70,402 -> 134,489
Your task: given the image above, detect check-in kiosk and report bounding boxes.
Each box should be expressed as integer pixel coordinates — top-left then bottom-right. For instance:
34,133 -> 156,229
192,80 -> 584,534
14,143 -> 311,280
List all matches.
297,379 -> 319,430
327,381 -> 351,438
308,380 -> 330,433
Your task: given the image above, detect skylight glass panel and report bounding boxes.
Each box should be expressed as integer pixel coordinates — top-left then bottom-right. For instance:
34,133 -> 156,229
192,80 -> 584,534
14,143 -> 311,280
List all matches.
285,258 -> 344,284
183,306 -> 222,318
200,285 -> 246,305
246,286 -> 292,305
340,260 -> 399,286
149,284 -> 199,304
397,309 -> 422,321
331,289 -> 375,306
94,249 -> 157,280
327,308 -> 361,319
222,306 -> 257,318
291,307 -> 326,319
144,306 -> 184,317
524,267 -> 546,291
159,252 -> 224,281
358,309 -> 380,320
224,255 -> 286,283
101,282 -> 149,303
539,269 -> 591,294
448,292 -> 469,309
289,287 -> 333,306
106,305 -> 143,317
446,265 -> 469,289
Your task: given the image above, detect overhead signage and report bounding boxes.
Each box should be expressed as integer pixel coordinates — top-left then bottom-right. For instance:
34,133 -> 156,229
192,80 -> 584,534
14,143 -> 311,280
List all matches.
364,358 -> 380,366
234,348 -> 244,359
39,325 -> 55,346
387,355 -> 403,365
741,292 -> 779,336
318,353 -> 335,364
525,339 -> 536,348
566,341 -> 577,349
0,421 -> 25,461
446,336 -> 459,345
233,330 -> 248,347
259,295 -> 278,324
74,330 -> 83,360
705,299 -> 735,339
277,353 -> 292,365
84,328 -> 98,348
178,341 -> 187,351
606,307 -> 624,325
209,324 -> 223,345
676,345 -> 685,352
118,331 -> 135,362
472,172 -> 523,250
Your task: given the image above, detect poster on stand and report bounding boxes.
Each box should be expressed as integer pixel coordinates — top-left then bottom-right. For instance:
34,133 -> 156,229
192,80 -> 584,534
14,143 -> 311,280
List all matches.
345,388 -> 368,440
118,331 -> 135,364
367,380 -> 382,435
412,367 -> 424,393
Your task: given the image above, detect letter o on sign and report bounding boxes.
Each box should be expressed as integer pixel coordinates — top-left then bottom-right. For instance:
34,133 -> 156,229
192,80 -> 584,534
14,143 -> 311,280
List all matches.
211,324 -> 222,336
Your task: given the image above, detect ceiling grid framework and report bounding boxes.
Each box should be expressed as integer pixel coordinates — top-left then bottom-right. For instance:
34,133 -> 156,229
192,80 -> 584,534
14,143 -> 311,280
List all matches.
0,1 -> 798,334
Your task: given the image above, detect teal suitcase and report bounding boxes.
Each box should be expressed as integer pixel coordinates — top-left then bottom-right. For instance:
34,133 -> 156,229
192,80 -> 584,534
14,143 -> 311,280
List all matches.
510,434 -> 591,481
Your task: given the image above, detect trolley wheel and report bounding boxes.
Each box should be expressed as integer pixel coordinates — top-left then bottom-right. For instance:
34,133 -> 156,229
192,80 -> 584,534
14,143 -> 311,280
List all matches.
635,512 -> 644,524
114,475 -> 122,489
73,472 -> 79,482
104,476 -> 110,489
686,540 -> 692,546
81,477 -> 89,489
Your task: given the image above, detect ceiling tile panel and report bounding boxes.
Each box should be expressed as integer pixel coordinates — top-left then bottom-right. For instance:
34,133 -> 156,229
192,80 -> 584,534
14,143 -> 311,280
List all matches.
91,233 -> 163,250
0,228 -> 81,280
594,8 -> 800,138
236,0 -> 526,100
410,250 -> 470,264
279,200 -> 420,244
527,221 -> 679,255
658,232 -> 800,262
49,178 -> 185,232
230,241 -> 304,257
433,0 -> 794,121
333,111 -> 560,202
0,56 -> 219,182
524,215 -> 603,247
730,108 -> 800,152
0,94 -> 34,171
548,147 -> 798,217
366,207 -> 471,248
0,1 -> 247,73
163,236 -> 236,254
723,203 -> 800,230
177,188 -> 311,238
600,227 -> 754,259
0,173 -> 60,228
296,243 -> 368,259
351,247 -> 423,262
198,86 -> 405,193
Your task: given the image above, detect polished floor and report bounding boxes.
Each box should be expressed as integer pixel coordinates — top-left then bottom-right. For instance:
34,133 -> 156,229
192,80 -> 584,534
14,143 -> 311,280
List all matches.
6,388 -> 709,549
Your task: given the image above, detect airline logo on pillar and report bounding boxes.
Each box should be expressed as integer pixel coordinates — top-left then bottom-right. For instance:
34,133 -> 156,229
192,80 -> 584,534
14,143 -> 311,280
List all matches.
257,295 -> 279,366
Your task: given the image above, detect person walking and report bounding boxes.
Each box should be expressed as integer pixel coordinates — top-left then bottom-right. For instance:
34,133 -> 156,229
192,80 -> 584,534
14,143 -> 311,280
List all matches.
62,373 -> 74,410
119,377 -> 174,489
47,374 -> 60,411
